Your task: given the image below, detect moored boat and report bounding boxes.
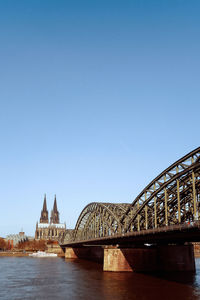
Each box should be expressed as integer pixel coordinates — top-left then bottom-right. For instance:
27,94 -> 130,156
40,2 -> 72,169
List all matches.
29,251 -> 57,257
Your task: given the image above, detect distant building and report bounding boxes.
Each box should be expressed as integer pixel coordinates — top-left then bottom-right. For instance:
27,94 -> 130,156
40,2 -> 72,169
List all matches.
6,232 -> 28,247
35,194 -> 66,241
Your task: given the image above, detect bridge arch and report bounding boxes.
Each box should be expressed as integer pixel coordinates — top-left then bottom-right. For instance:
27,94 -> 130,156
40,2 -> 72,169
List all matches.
72,202 -> 130,241
61,147 -> 200,245
121,147 -> 200,232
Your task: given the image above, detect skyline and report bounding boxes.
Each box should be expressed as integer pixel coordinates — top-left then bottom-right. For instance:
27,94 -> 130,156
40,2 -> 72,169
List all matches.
0,0 -> 200,236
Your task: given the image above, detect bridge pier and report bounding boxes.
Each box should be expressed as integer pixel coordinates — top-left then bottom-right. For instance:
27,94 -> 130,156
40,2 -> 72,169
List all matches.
103,247 -> 157,272
103,244 -> 195,272
157,244 -> 195,272
65,244 -> 195,272
65,247 -> 103,263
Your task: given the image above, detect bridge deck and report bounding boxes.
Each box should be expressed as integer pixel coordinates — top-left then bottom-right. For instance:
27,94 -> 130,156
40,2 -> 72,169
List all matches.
61,222 -> 200,248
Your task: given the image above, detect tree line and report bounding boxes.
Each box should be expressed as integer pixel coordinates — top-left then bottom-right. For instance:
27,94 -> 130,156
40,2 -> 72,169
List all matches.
0,238 -> 56,251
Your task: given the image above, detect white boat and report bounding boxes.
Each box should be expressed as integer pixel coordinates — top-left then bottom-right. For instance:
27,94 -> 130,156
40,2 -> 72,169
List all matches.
29,251 -> 57,257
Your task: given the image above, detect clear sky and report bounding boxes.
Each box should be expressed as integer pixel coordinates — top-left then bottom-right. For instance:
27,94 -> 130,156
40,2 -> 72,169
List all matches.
0,0 -> 199,237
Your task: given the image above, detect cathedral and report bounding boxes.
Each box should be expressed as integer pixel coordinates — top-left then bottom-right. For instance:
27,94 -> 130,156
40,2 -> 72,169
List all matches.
35,195 -> 66,241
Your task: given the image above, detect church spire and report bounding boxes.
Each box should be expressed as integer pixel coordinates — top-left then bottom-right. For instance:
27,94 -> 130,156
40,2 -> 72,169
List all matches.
50,194 -> 60,224
43,194 -> 47,211
40,194 -> 49,223
53,195 -> 58,212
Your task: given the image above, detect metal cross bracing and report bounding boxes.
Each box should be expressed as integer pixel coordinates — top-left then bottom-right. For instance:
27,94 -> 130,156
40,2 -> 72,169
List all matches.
71,202 -> 131,242
121,147 -> 200,233
61,147 -> 200,244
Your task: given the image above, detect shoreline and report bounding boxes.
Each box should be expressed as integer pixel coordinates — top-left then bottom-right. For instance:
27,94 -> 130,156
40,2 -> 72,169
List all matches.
0,252 -> 30,257
0,251 -> 65,257
0,251 -> 199,259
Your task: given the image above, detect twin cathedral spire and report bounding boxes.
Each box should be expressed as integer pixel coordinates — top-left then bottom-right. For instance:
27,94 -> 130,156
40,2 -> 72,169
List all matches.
40,194 -> 60,224
36,194 -> 66,240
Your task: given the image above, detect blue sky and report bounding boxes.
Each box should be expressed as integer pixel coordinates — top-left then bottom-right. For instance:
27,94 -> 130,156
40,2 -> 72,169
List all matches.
0,0 -> 199,237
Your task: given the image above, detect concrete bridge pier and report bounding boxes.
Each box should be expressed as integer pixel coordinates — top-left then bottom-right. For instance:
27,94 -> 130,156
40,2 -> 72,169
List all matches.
103,247 -> 158,272
65,246 -> 103,263
157,244 -> 195,272
65,244 -> 195,273
103,244 -> 195,272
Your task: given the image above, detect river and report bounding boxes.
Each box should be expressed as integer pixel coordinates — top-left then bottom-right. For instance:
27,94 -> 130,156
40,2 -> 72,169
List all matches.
0,257 -> 200,299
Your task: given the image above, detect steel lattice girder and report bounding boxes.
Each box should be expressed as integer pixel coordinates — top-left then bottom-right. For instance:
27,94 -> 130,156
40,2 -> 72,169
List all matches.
72,203 -> 131,241
63,147 -> 200,243
122,147 -> 200,232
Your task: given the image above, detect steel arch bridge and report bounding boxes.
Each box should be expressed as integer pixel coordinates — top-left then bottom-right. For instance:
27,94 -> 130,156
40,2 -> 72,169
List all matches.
73,202 -> 131,241
61,147 -> 200,244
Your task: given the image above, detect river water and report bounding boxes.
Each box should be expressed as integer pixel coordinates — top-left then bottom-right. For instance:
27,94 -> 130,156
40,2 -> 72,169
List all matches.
0,257 -> 200,300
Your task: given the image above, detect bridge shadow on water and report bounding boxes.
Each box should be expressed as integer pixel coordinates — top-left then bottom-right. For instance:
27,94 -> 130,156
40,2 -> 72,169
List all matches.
63,258 -> 200,300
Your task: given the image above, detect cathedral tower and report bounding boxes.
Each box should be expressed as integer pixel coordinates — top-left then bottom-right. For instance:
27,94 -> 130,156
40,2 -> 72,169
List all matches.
36,194 -> 66,240
40,194 -> 49,223
50,195 -> 60,224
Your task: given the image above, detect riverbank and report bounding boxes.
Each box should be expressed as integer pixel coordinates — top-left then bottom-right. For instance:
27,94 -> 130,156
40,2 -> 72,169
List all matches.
0,251 -> 30,257
0,251 -> 65,257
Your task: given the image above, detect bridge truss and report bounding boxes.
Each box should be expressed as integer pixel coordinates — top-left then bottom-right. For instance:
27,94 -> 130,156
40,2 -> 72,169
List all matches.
62,147 -> 200,244
72,202 -> 131,241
